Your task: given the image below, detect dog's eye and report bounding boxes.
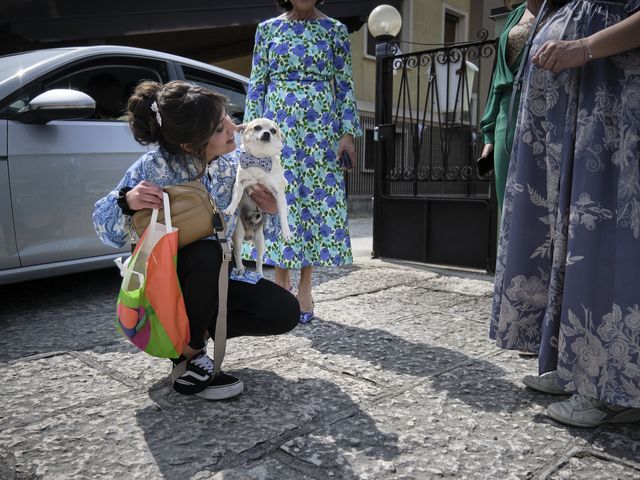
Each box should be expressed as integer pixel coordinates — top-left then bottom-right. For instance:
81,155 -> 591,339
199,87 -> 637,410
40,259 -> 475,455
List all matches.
254,125 -> 262,131
270,128 -> 277,134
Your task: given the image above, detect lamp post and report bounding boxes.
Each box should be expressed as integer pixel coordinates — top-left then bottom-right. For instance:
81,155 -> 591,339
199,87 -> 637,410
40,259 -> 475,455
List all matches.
368,5 -> 401,258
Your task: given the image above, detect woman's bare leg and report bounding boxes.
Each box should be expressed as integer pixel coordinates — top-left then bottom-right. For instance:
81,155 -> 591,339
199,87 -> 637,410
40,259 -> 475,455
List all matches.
274,266 -> 293,291
296,266 -> 314,313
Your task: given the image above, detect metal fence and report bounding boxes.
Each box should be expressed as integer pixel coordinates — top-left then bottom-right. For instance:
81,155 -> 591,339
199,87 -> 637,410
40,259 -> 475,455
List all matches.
349,32 -> 497,201
345,114 -> 376,199
371,32 -> 499,271
385,35 -> 496,197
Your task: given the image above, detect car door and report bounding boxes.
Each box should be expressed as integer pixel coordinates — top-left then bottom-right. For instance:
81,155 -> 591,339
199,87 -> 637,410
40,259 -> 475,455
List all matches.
0,120 -> 20,270
6,57 -> 171,267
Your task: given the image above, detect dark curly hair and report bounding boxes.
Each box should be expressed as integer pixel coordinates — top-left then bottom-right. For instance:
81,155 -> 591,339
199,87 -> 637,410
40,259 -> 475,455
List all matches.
127,80 -> 228,178
275,0 -> 324,11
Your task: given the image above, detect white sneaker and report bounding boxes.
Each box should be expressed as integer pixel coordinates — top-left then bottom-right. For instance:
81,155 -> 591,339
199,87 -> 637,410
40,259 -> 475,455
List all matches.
522,370 -> 566,395
547,394 -> 640,428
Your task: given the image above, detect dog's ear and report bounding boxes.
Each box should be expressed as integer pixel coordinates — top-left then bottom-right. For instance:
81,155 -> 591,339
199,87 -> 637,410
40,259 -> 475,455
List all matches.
276,126 -> 285,143
235,123 -> 247,134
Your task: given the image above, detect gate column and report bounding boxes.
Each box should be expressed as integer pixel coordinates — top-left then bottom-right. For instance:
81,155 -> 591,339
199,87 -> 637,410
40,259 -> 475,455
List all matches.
368,5 -> 402,259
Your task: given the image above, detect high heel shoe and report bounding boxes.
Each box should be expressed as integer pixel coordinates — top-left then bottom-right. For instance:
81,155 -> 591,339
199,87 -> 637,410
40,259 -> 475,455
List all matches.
299,301 -> 314,324
299,310 -> 314,324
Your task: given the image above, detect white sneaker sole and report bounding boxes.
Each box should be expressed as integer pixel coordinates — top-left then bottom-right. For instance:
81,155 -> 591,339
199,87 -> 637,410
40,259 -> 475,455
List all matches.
196,380 -> 244,400
547,404 -> 640,428
522,375 -> 567,395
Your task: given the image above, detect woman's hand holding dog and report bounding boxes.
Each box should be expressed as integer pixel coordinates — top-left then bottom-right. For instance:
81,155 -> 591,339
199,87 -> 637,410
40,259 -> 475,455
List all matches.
337,134 -> 356,172
248,184 -> 278,215
126,180 -> 164,211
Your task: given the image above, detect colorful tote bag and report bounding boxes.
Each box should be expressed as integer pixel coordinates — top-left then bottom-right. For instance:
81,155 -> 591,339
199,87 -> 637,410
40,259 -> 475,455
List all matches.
115,193 -> 190,358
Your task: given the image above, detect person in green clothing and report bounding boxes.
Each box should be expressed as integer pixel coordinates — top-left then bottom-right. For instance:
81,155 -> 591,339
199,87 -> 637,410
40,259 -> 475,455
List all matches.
479,1 -> 538,208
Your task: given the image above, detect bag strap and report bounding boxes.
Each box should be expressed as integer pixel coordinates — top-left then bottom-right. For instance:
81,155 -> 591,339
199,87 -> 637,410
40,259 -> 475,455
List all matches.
149,192 -> 173,233
162,192 -> 172,230
212,204 -> 231,377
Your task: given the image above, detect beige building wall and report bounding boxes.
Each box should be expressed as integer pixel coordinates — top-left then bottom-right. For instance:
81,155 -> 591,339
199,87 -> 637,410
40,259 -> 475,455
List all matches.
351,0 -> 472,115
216,55 -> 253,79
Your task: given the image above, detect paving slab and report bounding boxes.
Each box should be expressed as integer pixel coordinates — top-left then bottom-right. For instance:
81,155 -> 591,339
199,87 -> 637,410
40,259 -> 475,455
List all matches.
280,355 -> 589,480
199,458 -> 315,480
548,453 -> 640,480
591,429 -> 640,465
1,218 -> 638,479
0,356 -> 381,480
0,353 -> 132,430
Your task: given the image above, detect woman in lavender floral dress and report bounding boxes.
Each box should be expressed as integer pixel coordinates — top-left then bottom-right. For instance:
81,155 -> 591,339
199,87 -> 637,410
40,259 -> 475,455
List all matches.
490,0 -> 640,427
244,0 -> 362,323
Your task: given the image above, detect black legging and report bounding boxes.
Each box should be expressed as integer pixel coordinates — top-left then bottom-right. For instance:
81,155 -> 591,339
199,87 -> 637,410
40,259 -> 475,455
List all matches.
177,240 -> 299,350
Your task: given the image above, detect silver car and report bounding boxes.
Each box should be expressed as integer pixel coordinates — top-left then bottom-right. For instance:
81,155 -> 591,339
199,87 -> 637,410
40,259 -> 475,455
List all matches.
0,45 -> 248,284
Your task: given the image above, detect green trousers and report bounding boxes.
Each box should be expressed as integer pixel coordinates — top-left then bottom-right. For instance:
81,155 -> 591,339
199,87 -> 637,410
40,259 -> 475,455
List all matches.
493,91 -> 521,207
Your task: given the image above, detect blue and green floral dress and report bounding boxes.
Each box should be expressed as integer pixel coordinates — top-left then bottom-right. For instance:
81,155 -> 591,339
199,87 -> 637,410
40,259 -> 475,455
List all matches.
244,17 -> 362,269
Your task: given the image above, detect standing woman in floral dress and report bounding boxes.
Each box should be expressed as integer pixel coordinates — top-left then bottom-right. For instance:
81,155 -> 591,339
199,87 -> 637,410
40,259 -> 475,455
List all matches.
490,0 -> 640,427
244,0 -> 362,323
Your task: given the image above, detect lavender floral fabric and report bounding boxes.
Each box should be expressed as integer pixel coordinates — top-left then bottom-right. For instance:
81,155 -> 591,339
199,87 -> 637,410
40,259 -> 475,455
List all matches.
490,0 -> 640,407
244,17 -> 362,268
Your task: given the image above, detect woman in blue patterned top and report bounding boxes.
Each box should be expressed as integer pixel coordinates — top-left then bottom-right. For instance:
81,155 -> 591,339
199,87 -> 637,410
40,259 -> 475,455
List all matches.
93,80 -> 299,401
244,0 -> 363,324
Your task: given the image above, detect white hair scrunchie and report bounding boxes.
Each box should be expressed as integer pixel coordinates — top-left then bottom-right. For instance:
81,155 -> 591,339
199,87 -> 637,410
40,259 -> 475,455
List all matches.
150,101 -> 162,127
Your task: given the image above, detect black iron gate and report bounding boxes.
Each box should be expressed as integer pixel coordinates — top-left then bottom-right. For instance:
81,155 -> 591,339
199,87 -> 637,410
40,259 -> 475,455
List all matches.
373,32 -> 499,272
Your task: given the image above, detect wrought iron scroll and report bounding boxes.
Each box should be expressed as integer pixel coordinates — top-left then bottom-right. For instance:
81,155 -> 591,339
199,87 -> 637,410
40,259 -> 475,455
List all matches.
380,31 -> 497,197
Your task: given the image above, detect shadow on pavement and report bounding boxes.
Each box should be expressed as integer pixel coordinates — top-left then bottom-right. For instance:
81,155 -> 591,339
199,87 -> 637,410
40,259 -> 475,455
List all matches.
292,319 -> 552,413
138,368 -> 399,480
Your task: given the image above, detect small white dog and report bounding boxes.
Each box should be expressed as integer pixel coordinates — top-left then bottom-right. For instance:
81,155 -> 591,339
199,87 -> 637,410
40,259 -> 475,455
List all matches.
224,118 -> 292,275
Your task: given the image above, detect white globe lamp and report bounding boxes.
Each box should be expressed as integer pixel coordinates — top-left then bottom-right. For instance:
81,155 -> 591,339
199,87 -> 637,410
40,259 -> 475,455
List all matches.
367,5 -> 402,40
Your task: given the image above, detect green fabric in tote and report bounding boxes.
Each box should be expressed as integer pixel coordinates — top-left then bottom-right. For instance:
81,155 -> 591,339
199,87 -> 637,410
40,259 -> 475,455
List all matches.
479,3 -> 527,207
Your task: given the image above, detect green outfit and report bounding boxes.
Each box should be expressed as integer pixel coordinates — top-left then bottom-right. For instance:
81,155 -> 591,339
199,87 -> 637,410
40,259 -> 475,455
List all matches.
479,3 -> 527,207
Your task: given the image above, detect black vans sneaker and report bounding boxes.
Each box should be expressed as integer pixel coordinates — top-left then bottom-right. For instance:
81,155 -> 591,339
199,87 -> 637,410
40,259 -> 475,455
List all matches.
171,351 -> 243,400
197,371 -> 244,400
171,350 -> 214,395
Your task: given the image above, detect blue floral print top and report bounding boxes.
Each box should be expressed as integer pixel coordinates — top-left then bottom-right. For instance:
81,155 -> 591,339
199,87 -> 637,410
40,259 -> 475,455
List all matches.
92,148 -> 280,249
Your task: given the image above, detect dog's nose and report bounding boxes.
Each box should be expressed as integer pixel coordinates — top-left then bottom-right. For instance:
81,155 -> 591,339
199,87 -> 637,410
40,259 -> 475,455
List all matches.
260,131 -> 271,142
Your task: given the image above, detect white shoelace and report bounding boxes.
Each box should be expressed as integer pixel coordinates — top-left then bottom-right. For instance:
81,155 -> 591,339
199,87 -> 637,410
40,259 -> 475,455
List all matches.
191,352 -> 214,375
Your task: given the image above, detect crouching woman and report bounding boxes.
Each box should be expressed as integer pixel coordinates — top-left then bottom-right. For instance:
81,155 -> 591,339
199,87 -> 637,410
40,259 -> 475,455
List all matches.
93,80 -> 299,400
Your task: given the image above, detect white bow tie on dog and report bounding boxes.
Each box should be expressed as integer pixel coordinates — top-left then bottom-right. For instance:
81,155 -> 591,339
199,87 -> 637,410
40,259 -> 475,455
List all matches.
223,118 -> 292,276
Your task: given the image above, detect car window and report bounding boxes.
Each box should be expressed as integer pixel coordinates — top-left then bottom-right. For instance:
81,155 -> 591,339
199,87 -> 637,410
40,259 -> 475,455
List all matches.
46,65 -> 164,121
181,66 -> 246,124
3,58 -> 170,121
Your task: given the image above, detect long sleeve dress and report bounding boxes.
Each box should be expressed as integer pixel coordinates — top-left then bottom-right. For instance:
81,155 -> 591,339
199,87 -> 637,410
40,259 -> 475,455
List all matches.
490,0 -> 640,408
244,17 -> 363,269
479,3 -> 529,208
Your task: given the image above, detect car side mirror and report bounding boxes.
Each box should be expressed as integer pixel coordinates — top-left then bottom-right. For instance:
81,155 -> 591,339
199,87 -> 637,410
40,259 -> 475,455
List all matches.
13,89 -> 95,124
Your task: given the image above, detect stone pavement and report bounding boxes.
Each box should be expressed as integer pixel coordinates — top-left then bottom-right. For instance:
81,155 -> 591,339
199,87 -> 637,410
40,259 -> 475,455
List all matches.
1,216 -> 639,479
